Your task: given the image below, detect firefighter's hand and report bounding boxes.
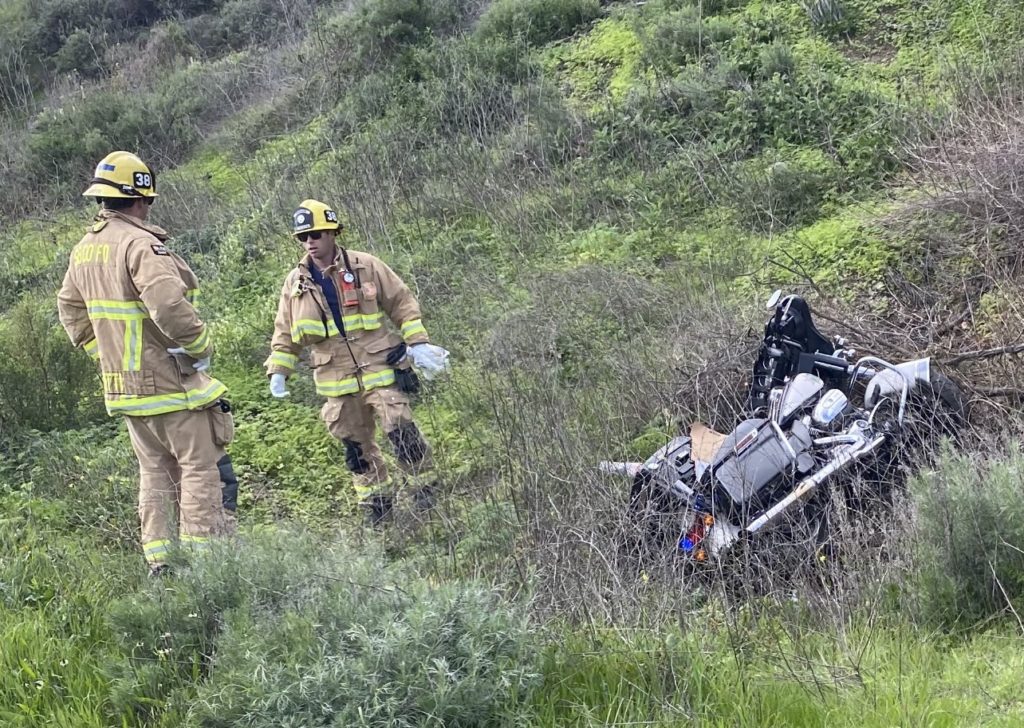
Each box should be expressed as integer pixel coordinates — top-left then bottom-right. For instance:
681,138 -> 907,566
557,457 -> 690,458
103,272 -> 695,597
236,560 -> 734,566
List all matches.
167,347 -> 211,373
269,373 -> 290,398
409,343 -> 451,381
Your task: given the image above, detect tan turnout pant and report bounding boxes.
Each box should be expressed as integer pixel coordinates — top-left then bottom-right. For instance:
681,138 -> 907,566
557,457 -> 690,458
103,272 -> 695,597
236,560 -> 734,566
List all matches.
320,386 -> 433,500
125,405 -> 234,566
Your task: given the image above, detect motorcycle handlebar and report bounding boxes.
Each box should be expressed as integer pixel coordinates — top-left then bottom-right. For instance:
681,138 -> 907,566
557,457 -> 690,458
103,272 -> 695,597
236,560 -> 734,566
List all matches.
810,352 -> 854,373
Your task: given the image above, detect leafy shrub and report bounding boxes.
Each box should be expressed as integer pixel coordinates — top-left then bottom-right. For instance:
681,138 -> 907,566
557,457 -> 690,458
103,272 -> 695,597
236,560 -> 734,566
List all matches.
757,40 -> 795,79
646,0 -> 738,14
53,28 -> 106,77
641,7 -> 737,70
908,448 -> 1024,630
615,63 -> 736,150
23,0 -> 163,59
722,148 -> 840,232
476,0 -> 601,49
139,20 -> 201,70
107,530 -> 539,725
335,0 -> 475,66
27,91 -> 158,196
26,54 -> 257,199
182,0 -> 314,54
154,0 -> 223,15
1,423 -> 139,551
0,296 -> 104,433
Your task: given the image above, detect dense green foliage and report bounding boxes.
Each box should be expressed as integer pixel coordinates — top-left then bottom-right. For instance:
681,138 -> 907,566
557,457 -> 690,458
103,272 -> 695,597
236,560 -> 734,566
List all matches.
910,448 -> 1024,630
3,0 -> 1024,723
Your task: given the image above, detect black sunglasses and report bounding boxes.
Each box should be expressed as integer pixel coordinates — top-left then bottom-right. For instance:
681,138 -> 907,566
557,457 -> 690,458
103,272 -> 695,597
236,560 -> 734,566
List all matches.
296,231 -> 324,242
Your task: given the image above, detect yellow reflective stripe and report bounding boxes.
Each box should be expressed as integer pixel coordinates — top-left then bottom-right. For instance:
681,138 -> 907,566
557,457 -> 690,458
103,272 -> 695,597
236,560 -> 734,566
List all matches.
316,377 -> 360,397
83,338 -> 100,360
352,473 -> 391,501
353,483 -> 376,498
180,534 -> 210,547
183,327 -> 210,355
186,289 -> 200,305
362,369 -> 395,391
143,539 -> 172,563
354,477 -> 393,500
401,319 -> 426,338
269,351 -> 298,369
105,380 -> 227,416
341,311 -> 383,332
316,369 -> 396,397
360,313 -> 382,330
86,299 -> 148,320
291,319 -> 341,341
122,319 -> 142,371
291,319 -> 327,342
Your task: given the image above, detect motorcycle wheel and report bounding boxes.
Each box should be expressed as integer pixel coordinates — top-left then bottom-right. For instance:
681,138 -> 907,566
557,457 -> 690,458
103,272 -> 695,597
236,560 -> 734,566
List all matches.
900,370 -> 970,457
625,473 -> 681,557
623,442 -> 696,561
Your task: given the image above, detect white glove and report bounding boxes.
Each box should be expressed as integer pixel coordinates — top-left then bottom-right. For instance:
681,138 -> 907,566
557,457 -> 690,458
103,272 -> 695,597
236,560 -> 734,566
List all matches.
408,343 -> 451,381
269,372 -> 290,398
167,347 -> 211,373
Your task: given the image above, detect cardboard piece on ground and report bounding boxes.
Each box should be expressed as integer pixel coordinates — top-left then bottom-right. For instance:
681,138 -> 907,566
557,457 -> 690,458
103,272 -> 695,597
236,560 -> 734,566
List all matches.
690,421 -> 727,463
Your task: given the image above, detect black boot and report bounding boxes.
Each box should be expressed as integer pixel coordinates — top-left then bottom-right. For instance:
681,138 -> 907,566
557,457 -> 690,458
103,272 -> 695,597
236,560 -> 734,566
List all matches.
412,482 -> 437,511
148,563 -> 171,578
362,495 -> 394,528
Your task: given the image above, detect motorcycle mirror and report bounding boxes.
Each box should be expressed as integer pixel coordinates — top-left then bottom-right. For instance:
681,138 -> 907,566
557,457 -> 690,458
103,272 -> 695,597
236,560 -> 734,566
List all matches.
765,289 -> 782,310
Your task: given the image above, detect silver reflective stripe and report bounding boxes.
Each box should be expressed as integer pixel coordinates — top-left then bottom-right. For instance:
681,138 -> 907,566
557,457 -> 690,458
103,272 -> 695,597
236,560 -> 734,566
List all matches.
123,319 -> 142,371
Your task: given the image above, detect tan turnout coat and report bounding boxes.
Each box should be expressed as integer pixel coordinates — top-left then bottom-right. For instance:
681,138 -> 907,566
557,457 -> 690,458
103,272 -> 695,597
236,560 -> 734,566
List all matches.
57,209 -> 226,416
265,249 -> 429,397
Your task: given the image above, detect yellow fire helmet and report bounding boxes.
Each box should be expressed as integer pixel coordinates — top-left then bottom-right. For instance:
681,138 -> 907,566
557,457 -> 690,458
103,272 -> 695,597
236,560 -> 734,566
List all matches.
292,199 -> 343,236
82,151 -> 158,199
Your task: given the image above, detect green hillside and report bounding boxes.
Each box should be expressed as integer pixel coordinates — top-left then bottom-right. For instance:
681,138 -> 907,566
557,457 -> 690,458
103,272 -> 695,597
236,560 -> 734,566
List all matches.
2,0 -> 1024,724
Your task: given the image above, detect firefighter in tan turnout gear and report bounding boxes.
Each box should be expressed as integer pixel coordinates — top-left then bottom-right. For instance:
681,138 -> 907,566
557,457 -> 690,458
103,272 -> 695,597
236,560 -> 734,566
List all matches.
57,151 -> 235,576
265,199 -> 450,525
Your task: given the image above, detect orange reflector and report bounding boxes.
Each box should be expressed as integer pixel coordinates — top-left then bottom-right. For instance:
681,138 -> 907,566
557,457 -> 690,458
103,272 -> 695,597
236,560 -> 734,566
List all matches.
695,549 -> 707,562
703,514 -> 715,527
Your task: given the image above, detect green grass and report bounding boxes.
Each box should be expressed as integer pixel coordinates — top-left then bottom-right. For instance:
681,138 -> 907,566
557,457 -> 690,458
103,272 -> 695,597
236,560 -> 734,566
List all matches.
0,496 -> 145,727
3,485 -> 1024,726
523,622 -> 1024,727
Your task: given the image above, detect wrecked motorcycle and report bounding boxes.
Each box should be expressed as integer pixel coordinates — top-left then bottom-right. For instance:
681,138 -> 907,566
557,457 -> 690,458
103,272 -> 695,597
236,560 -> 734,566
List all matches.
604,291 -> 968,564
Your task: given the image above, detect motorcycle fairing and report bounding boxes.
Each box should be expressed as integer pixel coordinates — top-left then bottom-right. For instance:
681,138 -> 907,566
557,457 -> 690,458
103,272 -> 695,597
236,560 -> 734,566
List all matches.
710,418 -> 814,517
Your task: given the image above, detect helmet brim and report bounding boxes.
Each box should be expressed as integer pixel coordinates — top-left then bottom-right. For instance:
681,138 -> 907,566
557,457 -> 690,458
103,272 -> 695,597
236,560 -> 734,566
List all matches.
82,184 -> 158,199
292,222 -> 341,237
